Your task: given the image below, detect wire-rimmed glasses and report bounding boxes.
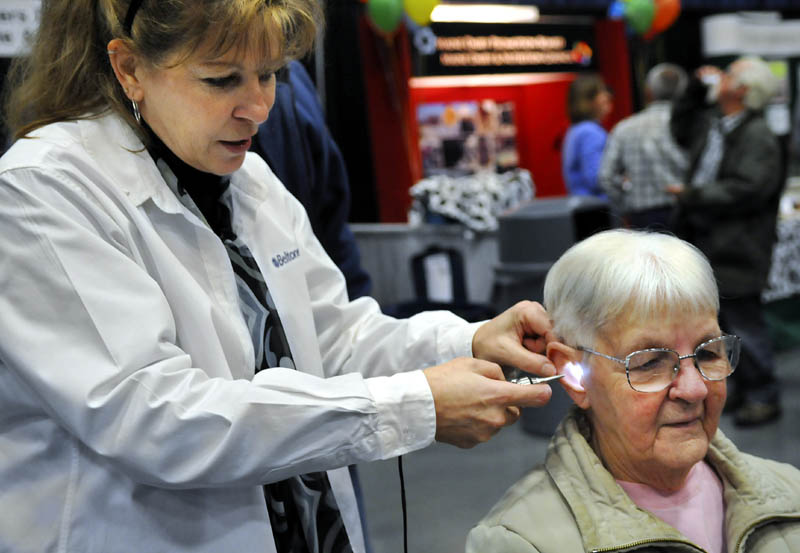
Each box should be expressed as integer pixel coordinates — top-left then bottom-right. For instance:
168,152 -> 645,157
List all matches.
578,335 -> 740,393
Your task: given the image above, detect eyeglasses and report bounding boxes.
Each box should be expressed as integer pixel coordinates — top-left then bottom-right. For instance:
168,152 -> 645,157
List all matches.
578,335 -> 740,393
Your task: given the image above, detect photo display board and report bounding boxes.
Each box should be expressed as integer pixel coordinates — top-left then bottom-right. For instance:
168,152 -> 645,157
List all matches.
417,99 -> 519,176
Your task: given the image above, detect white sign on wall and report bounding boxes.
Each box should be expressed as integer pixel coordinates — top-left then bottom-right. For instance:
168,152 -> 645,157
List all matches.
702,13 -> 800,58
0,0 -> 41,57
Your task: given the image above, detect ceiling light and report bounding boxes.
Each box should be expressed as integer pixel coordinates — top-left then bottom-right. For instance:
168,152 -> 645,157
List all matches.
430,3 -> 540,24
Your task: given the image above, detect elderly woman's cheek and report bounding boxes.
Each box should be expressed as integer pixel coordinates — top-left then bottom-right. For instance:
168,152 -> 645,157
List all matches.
703,380 -> 727,434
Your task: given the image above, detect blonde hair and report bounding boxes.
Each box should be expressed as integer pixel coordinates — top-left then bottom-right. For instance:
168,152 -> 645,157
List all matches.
544,229 -> 719,348
4,0 -> 321,141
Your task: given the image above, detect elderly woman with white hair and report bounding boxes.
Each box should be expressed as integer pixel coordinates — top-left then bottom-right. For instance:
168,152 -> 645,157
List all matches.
667,56 -> 784,427
467,229 -> 800,553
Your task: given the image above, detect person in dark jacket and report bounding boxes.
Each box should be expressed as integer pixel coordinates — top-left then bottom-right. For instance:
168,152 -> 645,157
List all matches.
251,60 -> 371,300
668,56 -> 783,427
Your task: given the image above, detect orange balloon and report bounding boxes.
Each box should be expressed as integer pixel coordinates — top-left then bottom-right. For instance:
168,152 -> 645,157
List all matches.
643,0 -> 681,40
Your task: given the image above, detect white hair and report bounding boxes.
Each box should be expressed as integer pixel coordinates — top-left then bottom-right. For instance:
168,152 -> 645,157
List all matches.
730,56 -> 779,111
543,229 -> 719,347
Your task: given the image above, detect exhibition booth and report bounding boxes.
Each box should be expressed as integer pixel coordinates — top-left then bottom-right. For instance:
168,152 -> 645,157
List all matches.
353,8 -> 800,302
358,8 -> 633,222
352,3 -> 635,333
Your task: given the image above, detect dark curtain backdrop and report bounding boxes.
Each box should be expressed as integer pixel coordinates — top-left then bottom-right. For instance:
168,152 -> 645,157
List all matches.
323,0 -> 380,223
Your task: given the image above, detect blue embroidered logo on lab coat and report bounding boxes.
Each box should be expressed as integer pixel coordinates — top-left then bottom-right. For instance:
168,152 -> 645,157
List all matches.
272,249 -> 300,268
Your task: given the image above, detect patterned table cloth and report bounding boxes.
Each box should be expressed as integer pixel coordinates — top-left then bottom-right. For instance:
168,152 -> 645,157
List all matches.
764,215 -> 800,302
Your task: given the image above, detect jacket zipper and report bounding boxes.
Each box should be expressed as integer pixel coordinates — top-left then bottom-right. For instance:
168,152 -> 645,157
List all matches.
591,538 -> 706,552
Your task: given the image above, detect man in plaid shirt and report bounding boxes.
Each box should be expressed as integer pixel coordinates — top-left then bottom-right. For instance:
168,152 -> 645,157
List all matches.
599,64 -> 688,230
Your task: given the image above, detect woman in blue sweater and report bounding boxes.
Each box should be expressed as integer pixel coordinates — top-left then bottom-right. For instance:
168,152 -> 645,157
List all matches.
562,74 -> 613,198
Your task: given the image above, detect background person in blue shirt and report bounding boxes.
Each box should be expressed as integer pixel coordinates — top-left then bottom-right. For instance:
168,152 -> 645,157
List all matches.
562,74 -> 613,198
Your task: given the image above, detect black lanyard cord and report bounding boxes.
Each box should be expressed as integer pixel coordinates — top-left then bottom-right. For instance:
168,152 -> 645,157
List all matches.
398,456 -> 408,553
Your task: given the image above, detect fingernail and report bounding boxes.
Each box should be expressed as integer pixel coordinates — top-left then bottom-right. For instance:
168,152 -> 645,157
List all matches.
543,363 -> 556,376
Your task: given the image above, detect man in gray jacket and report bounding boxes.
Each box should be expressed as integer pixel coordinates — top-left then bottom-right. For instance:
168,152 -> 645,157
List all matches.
669,56 -> 783,427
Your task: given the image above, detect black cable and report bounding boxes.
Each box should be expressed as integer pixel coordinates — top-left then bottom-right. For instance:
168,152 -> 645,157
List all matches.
398,455 -> 408,553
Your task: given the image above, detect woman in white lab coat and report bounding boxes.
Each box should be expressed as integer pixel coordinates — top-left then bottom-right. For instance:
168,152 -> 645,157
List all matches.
0,1 -> 556,552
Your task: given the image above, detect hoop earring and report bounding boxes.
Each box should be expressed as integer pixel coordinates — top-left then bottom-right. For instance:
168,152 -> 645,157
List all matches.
131,100 -> 142,124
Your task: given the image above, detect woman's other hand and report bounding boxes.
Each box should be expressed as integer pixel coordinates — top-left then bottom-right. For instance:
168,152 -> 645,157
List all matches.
472,300 -> 557,380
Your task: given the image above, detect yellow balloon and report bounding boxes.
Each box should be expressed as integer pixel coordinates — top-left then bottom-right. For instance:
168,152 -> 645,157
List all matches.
404,0 -> 439,26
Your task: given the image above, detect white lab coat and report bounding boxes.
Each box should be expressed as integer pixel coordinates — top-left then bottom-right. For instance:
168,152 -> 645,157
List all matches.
0,113 -> 479,553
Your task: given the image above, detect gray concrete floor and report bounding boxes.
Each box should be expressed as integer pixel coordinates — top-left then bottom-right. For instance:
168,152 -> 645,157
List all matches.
356,346 -> 800,553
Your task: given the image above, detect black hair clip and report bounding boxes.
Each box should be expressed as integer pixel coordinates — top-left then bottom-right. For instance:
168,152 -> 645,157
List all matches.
123,0 -> 145,36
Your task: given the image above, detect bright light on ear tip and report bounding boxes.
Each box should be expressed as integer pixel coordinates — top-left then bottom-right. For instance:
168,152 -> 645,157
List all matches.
430,4 -> 540,24
563,361 -> 585,390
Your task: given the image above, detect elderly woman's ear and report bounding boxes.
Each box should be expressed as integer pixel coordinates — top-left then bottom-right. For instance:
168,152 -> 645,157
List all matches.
546,342 -> 590,410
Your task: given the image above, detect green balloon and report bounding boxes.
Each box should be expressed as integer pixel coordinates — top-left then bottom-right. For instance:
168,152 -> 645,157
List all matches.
625,0 -> 655,34
367,0 -> 404,34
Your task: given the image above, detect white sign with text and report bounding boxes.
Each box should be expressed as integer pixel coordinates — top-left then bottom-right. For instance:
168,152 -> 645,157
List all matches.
0,0 -> 41,57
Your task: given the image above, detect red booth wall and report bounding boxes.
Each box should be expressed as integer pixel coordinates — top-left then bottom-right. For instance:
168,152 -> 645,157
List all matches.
360,19 -> 632,222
